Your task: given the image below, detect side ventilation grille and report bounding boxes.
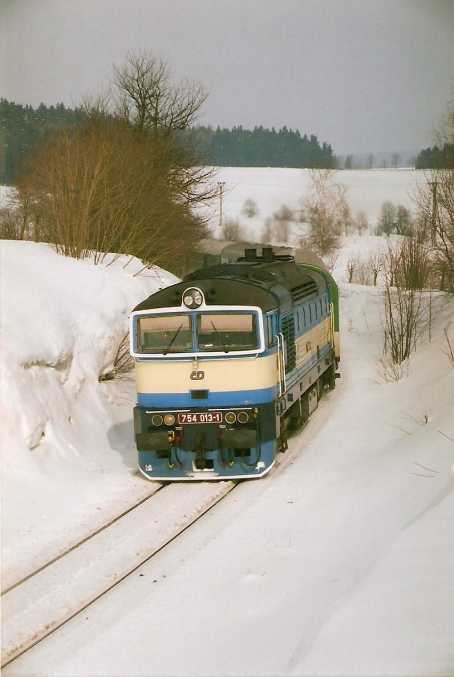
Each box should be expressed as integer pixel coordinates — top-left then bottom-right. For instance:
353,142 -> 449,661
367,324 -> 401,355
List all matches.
290,280 -> 318,302
282,315 -> 296,374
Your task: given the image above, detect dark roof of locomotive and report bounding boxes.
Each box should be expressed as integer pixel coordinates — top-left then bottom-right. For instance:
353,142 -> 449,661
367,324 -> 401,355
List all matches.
133,257 -> 326,313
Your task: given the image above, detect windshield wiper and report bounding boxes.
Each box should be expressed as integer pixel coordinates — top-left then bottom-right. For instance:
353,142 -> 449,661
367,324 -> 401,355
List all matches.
210,320 -> 229,353
163,323 -> 183,354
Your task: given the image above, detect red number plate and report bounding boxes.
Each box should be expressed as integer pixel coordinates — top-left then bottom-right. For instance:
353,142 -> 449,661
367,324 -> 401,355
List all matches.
178,411 -> 223,425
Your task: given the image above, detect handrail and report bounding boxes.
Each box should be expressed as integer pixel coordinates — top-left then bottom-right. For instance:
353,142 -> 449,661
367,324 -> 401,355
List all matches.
276,334 -> 283,396
278,332 -> 287,393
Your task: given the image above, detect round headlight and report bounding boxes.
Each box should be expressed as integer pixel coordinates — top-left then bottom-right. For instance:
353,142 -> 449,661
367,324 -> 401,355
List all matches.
182,287 -> 204,309
163,414 -> 175,426
151,414 -> 163,427
225,411 -> 236,424
237,411 -> 249,424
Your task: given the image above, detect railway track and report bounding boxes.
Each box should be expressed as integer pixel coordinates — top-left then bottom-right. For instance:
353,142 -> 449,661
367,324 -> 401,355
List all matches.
2,392 -> 335,670
1,479 -> 237,667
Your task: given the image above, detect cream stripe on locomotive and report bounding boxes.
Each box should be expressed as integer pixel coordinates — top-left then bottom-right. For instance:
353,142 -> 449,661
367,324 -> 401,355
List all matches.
136,317 -> 333,396
295,316 -> 332,367
135,353 -> 279,394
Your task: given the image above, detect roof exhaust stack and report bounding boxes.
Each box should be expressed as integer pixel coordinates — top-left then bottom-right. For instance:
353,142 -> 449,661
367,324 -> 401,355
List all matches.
262,247 -> 273,262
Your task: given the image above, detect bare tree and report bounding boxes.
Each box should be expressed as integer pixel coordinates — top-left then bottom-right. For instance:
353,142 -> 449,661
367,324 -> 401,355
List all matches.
346,257 -> 356,283
368,253 -> 382,286
415,168 -> 454,291
413,97 -> 454,291
272,204 -> 293,243
261,218 -> 273,244
242,198 -> 258,218
376,201 -> 396,236
113,50 -> 207,133
395,205 -> 413,236
301,170 -> 350,255
354,210 -> 369,235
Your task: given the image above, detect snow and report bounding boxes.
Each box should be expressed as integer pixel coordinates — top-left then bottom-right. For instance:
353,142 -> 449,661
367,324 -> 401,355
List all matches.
2,169 -> 454,676
5,282 -> 454,676
0,240 -> 178,589
2,481 -> 234,664
205,167 -> 426,242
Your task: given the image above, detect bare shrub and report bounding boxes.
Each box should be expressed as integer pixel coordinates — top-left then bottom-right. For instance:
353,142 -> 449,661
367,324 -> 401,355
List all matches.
274,204 -> 294,222
272,204 -> 294,243
99,333 -> 134,381
383,282 -> 423,365
346,255 -> 374,285
261,218 -> 273,244
18,117 -> 210,272
0,207 -> 25,240
222,217 -> 245,241
324,251 -> 339,274
382,241 -> 426,366
242,198 -> 258,218
377,356 -> 408,383
346,257 -> 356,283
273,220 -> 290,243
356,260 -> 372,285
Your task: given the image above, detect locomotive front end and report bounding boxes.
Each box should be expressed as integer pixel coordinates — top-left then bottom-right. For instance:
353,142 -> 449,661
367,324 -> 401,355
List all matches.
131,285 -> 278,480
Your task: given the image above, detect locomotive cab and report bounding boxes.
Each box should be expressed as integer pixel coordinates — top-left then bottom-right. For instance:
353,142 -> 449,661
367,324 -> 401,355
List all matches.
130,247 -> 339,481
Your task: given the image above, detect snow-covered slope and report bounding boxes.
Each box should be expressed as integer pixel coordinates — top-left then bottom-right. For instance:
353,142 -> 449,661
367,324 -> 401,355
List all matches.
0,241 -> 178,587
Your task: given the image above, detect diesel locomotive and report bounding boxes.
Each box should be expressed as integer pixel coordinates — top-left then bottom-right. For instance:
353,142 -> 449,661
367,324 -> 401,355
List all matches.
130,246 -> 340,480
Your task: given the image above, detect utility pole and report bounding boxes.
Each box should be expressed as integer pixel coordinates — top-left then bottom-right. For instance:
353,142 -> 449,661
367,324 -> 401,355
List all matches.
430,180 -> 438,246
217,181 -> 225,231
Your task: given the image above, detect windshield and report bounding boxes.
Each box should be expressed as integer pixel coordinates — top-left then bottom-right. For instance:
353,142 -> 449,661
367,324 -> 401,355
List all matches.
197,313 -> 258,352
137,314 -> 192,354
136,311 -> 260,354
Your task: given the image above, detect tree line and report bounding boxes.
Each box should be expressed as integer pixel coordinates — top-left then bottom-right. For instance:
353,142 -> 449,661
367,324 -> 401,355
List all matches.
0,99 -> 86,183
183,125 -> 335,168
0,100 -> 336,183
415,143 -> 454,169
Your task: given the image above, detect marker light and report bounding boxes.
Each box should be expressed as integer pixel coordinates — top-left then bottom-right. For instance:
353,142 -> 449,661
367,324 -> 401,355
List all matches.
164,414 -> 176,426
182,287 -> 204,309
237,411 -> 249,424
151,414 -> 163,426
225,411 -> 236,424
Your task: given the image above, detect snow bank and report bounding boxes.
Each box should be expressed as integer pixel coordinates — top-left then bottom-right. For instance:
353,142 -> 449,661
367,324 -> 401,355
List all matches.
0,241 -> 177,586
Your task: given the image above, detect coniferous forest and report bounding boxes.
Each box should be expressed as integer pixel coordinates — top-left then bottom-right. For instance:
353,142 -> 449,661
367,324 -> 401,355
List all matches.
415,143 -> 454,169
0,99 -> 86,183
0,99 -> 335,183
182,125 -> 336,168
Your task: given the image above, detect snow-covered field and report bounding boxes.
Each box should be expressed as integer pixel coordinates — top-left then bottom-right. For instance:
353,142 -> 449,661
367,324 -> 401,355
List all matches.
206,167 -> 426,242
1,169 -> 454,676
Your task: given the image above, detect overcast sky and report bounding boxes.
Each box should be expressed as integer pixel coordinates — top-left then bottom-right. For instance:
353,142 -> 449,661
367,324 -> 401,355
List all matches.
1,0 -> 453,154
